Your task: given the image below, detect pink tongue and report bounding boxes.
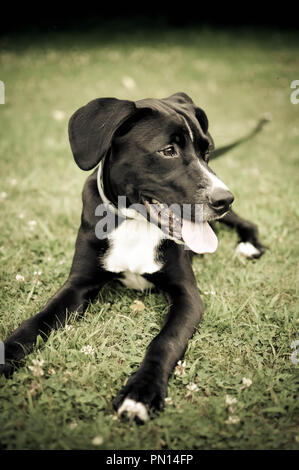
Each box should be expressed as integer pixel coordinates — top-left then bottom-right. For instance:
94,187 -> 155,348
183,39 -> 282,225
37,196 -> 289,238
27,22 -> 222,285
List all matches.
181,219 -> 218,254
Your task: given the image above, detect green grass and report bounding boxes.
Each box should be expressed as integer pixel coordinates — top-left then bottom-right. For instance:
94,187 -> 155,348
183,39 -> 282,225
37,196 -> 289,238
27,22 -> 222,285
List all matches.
0,24 -> 298,450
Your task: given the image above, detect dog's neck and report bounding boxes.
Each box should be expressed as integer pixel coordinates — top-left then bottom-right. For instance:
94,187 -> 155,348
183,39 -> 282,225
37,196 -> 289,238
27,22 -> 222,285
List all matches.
97,159 -> 117,215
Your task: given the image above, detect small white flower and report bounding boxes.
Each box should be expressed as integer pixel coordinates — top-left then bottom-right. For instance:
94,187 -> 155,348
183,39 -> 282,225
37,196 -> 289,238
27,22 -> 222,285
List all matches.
174,360 -> 187,376
9,178 -> 17,186
80,345 -> 95,355
28,359 -> 45,377
69,421 -> 78,430
33,359 -> 45,367
18,212 -> 25,219
225,415 -> 240,425
186,382 -> 199,392
52,110 -> 66,121
92,435 -> 104,446
241,377 -> 252,389
65,325 -> 74,331
28,220 -> 37,230
0,192 -> 7,201
165,397 -> 173,405
185,382 -> 199,398
225,395 -> 237,406
16,274 -> 25,282
33,270 -> 42,286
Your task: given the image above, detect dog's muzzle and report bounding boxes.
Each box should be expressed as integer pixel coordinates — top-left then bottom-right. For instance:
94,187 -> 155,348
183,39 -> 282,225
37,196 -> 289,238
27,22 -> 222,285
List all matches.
208,187 -> 234,215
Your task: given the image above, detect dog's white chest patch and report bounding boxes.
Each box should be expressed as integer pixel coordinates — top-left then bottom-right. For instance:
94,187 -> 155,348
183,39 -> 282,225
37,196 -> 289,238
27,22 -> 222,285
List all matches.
102,218 -> 164,290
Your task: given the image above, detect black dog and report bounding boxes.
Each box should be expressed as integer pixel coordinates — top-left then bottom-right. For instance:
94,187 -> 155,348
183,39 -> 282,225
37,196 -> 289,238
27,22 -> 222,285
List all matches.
0,93 -> 264,422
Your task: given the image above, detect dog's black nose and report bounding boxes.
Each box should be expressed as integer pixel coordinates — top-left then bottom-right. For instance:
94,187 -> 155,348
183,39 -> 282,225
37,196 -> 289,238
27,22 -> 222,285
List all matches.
208,187 -> 234,213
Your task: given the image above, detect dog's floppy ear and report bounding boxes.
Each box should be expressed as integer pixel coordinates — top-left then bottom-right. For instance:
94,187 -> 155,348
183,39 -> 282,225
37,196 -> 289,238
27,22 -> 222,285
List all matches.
195,107 -> 209,135
68,97 -> 136,170
195,106 -> 215,152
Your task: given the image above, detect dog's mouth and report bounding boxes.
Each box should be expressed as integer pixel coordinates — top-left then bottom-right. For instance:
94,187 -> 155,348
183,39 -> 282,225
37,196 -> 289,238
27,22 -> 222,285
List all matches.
142,197 -> 218,254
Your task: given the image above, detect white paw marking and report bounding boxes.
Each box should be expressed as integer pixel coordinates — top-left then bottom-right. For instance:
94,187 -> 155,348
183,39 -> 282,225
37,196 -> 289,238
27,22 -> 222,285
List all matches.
236,242 -> 260,258
117,398 -> 149,422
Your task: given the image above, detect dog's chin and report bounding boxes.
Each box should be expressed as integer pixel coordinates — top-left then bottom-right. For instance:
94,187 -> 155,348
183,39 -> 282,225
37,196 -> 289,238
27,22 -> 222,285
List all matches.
207,209 -> 230,222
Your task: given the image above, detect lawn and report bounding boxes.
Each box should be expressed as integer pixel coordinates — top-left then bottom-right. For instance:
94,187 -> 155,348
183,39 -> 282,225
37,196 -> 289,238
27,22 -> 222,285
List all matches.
0,23 -> 298,450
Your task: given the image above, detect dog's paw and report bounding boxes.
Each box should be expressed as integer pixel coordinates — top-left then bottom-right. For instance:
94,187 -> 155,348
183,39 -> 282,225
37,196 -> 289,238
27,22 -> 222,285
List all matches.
116,398 -> 149,423
113,373 -> 167,424
0,361 -> 15,379
236,221 -> 266,259
236,241 -> 263,259
236,241 -> 265,259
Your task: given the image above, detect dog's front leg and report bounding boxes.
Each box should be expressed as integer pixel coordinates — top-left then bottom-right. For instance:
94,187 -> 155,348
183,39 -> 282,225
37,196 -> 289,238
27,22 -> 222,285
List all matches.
0,227 -> 110,377
114,250 -> 203,423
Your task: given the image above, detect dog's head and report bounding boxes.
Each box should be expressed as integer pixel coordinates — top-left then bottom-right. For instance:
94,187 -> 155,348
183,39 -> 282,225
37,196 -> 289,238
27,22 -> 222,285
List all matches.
69,93 -> 234,253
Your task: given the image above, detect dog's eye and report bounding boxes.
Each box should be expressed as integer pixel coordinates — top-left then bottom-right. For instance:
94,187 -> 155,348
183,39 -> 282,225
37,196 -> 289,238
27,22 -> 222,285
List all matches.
158,145 -> 177,158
